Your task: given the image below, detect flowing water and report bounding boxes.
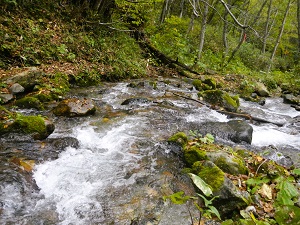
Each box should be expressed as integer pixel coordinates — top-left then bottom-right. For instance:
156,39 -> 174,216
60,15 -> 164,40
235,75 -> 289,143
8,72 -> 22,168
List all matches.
1,78 -> 300,224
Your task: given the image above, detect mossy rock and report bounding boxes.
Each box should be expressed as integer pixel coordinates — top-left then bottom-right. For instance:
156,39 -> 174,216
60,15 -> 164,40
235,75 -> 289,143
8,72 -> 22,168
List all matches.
192,78 -> 217,91
192,79 -> 203,91
53,98 -> 96,117
199,90 -> 239,112
168,132 -> 188,147
203,78 -> 217,89
15,97 -> 44,110
208,152 -> 248,175
197,161 -> 225,192
184,145 -> 209,166
0,113 -> 54,140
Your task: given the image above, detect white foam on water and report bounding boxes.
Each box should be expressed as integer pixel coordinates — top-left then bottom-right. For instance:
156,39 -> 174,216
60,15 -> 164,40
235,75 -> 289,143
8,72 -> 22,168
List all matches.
251,124 -> 300,148
185,107 -> 229,123
33,118 -> 145,224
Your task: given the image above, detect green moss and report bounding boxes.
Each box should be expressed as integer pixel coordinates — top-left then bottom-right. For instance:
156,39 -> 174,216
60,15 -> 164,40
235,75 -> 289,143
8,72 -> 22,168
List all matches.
198,164 -> 225,192
184,146 -> 208,166
214,155 -> 248,175
192,79 -> 203,91
191,161 -> 204,174
199,90 -> 239,112
13,115 -> 47,135
203,78 -> 217,89
168,132 -> 188,147
15,97 -> 44,110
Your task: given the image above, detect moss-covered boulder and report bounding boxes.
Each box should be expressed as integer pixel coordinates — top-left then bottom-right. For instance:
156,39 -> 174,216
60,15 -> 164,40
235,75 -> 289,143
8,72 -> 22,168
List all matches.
184,145 -> 208,166
0,108 -> 54,140
15,97 -> 44,110
197,161 -> 225,192
207,151 -> 248,175
168,132 -> 188,147
198,90 -> 239,112
53,98 -> 96,117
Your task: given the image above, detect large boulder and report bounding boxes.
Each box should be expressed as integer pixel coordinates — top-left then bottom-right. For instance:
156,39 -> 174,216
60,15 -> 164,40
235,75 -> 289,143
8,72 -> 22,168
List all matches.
0,106 -> 55,140
193,161 -> 249,216
53,98 -> 96,117
196,120 -> 253,144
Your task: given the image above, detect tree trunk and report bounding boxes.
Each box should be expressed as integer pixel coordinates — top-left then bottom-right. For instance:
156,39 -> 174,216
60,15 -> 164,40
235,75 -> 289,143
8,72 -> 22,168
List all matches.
197,0 -> 209,60
262,0 -> 273,53
186,11 -> 195,35
298,0 -> 300,52
267,0 -> 292,73
179,0 -> 185,18
160,0 -> 172,24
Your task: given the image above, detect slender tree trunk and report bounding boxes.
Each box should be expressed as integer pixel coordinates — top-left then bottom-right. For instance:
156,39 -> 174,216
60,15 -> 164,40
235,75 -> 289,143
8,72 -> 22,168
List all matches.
298,0 -> 300,52
160,0 -> 173,24
227,27 -> 247,64
267,0 -> 292,73
180,0 -> 185,18
197,0 -> 209,60
186,11 -> 195,35
262,0 -> 273,53
250,0 -> 268,26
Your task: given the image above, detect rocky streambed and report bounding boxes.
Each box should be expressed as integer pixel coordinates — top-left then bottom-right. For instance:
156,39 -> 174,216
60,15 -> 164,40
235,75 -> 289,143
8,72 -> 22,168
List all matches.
0,69 -> 300,224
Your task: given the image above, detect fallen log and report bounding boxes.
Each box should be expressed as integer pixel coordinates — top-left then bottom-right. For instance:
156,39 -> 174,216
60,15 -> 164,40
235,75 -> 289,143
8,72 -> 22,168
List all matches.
171,92 -> 285,127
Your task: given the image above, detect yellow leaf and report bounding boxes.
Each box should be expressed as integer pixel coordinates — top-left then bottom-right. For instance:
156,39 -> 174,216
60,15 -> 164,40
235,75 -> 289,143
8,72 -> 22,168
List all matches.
258,183 -> 273,200
20,159 -> 35,172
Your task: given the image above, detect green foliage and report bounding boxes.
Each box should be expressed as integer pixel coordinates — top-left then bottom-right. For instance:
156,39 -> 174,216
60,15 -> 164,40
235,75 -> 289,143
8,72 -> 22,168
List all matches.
188,173 -> 212,196
164,173 -> 221,223
163,191 -> 190,205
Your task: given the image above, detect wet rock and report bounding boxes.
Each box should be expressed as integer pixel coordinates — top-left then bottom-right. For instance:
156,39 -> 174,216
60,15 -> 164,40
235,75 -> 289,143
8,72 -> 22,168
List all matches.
53,98 -> 96,117
0,111 -> 55,140
283,94 -> 300,105
198,90 -> 239,112
48,137 -> 80,149
196,120 -> 253,144
256,82 -> 270,97
9,83 -> 24,94
121,97 -> 152,106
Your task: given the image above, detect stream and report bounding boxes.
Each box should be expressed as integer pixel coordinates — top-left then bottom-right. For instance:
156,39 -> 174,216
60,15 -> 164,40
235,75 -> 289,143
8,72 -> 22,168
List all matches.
1,77 -> 300,224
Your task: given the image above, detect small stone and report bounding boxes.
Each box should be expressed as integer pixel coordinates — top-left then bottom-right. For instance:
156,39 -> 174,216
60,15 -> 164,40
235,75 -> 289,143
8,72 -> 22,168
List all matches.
9,83 -> 25,94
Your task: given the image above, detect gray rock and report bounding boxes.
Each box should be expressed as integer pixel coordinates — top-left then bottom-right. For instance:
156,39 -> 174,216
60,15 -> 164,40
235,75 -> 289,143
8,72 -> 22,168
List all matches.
256,82 -> 270,97
53,98 -> 96,117
0,93 -> 14,103
283,94 -> 300,105
197,120 -> 253,144
9,83 -> 25,94
121,97 -> 151,106
214,177 -> 250,217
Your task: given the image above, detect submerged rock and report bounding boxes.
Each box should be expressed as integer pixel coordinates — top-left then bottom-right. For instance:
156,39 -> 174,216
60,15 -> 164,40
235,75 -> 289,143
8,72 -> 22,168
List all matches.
121,97 -> 152,106
53,98 -> 96,117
